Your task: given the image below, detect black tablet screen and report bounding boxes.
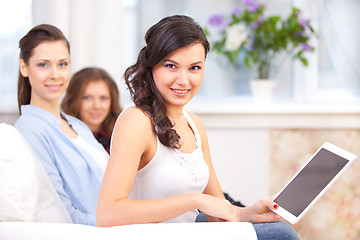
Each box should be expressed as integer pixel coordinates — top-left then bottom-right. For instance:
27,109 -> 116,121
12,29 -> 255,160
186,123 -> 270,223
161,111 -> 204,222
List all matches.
274,148 -> 348,217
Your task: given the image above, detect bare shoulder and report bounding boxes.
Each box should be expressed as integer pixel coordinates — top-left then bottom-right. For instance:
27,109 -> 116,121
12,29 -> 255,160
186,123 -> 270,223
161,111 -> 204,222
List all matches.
116,106 -> 152,127
113,106 -> 153,138
111,106 -> 155,156
119,106 -> 150,119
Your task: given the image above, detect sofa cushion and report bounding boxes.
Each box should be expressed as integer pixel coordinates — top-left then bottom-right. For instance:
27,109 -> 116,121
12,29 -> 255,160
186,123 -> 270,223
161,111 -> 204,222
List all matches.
0,123 -> 72,223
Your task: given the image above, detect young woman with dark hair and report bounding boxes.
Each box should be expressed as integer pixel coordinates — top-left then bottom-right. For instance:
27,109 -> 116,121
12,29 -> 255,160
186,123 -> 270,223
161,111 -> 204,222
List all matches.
15,24 -> 108,225
61,67 -> 122,153
97,15 -> 299,239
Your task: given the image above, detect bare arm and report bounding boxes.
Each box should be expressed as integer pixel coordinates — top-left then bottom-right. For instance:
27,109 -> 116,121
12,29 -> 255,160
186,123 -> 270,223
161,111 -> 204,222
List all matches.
96,107 -> 239,226
188,112 -> 231,222
189,112 -> 280,223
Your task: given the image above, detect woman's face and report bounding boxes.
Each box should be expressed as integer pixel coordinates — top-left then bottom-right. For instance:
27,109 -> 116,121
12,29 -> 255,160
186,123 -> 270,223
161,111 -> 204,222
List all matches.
20,40 -> 71,107
152,43 -> 205,109
79,80 -> 111,132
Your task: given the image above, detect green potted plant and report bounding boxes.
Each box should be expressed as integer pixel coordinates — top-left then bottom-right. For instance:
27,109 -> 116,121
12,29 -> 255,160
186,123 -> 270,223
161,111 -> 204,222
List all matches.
205,0 -> 316,101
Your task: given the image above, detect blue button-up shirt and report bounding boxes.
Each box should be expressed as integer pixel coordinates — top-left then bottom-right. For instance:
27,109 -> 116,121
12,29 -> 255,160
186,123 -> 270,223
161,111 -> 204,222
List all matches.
15,105 -> 109,225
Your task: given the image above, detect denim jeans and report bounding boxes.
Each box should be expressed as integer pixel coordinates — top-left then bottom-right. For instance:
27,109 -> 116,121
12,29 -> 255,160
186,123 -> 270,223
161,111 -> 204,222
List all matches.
253,220 -> 300,240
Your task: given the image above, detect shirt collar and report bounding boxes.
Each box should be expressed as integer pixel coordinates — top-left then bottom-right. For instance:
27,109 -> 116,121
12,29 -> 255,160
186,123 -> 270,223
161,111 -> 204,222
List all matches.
20,105 -> 74,127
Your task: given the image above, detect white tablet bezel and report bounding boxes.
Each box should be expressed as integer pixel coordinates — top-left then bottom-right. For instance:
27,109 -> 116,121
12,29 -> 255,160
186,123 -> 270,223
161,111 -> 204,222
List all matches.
271,142 -> 356,224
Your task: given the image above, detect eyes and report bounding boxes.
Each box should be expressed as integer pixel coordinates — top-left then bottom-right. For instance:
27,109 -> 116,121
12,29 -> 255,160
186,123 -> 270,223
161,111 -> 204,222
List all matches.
191,65 -> 202,71
164,62 -> 202,71
83,95 -> 110,101
37,60 -> 69,69
37,63 -> 47,68
59,61 -> 69,67
165,63 -> 176,69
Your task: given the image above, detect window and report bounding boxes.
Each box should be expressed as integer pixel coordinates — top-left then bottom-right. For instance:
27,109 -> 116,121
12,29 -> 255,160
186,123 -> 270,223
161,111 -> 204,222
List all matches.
0,0 -> 32,110
297,0 -> 360,103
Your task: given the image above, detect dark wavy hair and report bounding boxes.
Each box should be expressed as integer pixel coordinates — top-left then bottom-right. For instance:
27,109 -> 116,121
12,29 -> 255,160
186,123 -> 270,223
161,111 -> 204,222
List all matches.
61,67 -> 122,136
17,24 -> 70,114
124,15 -> 210,149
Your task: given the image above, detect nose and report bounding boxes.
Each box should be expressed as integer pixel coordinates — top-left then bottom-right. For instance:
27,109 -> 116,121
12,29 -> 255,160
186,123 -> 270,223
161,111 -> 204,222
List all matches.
93,98 -> 101,109
50,66 -> 59,79
176,70 -> 189,86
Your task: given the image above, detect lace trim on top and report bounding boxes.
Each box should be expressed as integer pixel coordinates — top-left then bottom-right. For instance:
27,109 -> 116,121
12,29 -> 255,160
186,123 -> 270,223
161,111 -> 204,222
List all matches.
170,111 -> 208,182
171,147 -> 207,183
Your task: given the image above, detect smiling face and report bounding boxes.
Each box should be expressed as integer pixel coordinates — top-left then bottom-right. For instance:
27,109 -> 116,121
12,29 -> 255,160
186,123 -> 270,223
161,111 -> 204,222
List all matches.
152,42 -> 205,111
19,40 -> 71,110
79,80 -> 111,132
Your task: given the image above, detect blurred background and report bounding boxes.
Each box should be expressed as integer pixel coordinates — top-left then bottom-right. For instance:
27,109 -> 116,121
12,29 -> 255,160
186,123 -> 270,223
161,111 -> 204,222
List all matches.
0,0 -> 359,239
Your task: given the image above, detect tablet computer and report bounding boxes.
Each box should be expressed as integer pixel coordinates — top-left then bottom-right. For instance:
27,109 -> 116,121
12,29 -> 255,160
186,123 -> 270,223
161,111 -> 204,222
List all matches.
271,142 -> 356,224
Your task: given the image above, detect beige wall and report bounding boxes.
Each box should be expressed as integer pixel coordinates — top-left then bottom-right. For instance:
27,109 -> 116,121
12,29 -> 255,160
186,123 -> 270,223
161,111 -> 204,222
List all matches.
270,129 -> 360,240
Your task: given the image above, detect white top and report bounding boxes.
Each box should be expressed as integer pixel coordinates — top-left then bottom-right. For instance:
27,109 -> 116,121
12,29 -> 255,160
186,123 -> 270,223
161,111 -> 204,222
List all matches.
129,111 -> 210,223
72,135 -> 108,173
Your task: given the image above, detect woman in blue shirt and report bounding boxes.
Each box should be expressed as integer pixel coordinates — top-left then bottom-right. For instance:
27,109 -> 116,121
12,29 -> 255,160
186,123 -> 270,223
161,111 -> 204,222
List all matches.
15,24 -> 108,225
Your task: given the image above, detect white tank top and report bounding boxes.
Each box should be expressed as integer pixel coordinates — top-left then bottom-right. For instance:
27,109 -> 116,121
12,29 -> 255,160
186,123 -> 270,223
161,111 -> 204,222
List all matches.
128,111 -> 210,223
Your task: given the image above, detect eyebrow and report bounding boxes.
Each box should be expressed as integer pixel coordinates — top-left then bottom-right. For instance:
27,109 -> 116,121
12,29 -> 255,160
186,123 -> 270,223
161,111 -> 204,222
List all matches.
37,58 -> 70,62
163,59 -> 204,66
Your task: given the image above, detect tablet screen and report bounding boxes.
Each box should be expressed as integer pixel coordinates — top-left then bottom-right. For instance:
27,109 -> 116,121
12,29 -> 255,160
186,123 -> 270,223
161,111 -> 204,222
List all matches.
274,148 -> 349,217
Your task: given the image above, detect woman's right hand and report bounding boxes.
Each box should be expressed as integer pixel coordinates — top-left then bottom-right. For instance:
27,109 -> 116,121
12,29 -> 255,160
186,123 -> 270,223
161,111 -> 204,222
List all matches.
196,194 -> 240,222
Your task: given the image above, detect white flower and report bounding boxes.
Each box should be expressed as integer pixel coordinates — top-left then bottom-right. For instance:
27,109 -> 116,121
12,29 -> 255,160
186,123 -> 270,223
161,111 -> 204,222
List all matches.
224,23 -> 248,51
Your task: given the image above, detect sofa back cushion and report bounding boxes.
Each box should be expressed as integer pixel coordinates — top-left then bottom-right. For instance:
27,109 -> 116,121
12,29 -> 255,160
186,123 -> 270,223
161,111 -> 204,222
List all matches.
0,123 -> 72,223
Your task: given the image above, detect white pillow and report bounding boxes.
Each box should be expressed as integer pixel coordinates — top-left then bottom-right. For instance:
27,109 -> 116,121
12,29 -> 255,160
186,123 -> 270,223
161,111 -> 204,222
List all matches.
0,123 -> 72,223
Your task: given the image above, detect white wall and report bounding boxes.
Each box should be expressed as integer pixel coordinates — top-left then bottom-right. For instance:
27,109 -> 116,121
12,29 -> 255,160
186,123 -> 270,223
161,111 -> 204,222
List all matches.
32,0 -> 123,84
207,129 -> 269,206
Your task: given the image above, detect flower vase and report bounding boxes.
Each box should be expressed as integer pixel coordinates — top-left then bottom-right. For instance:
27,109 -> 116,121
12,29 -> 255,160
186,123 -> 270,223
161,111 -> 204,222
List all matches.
249,79 -> 276,103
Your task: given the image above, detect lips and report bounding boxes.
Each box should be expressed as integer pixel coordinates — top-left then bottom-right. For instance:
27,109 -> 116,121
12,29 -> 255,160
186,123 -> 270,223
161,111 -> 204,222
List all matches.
46,84 -> 63,91
90,113 -> 102,119
171,88 -> 190,97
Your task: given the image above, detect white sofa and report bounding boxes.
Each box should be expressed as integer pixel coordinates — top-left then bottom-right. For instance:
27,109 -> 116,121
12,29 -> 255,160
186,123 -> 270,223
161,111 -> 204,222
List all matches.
0,123 -> 257,240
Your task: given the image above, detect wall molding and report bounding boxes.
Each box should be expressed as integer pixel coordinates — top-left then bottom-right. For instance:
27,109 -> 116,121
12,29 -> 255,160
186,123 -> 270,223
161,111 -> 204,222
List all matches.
188,102 -> 360,129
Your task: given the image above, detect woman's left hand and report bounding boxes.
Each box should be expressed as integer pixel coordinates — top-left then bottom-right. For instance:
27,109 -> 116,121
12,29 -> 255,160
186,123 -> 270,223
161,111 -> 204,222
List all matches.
237,197 -> 281,223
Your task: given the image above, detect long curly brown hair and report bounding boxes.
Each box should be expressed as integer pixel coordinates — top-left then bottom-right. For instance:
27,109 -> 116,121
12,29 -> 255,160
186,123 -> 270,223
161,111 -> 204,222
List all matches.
123,15 -> 210,149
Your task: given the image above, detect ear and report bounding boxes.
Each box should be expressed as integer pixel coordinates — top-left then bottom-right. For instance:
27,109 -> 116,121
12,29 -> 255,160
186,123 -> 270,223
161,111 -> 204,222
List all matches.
19,59 -> 29,77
